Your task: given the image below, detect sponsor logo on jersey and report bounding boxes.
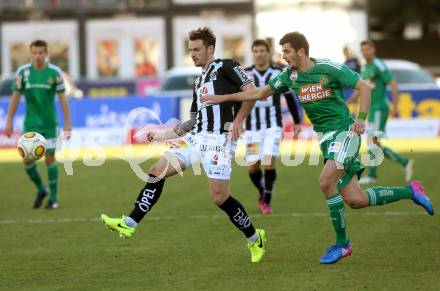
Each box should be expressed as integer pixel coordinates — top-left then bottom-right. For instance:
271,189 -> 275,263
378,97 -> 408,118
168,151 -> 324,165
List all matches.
328,141 -> 342,153
273,79 -> 283,89
290,71 -> 298,81
210,153 -> 218,166
209,71 -> 217,81
200,144 -> 224,153
15,75 -> 23,89
47,78 -> 54,85
298,83 -> 333,103
233,65 -> 251,84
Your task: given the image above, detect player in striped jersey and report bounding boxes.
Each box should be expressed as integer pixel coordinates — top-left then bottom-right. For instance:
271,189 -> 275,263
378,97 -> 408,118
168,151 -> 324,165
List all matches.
244,39 -> 301,214
101,27 -> 266,263
202,31 -> 433,264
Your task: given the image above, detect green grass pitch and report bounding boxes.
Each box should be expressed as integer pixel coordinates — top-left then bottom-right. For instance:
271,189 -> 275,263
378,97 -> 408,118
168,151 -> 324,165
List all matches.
1,153 -> 439,290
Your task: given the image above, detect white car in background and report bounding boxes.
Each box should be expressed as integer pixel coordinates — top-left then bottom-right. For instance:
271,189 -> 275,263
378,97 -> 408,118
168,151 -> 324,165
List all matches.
158,66 -> 202,98
384,59 -> 439,90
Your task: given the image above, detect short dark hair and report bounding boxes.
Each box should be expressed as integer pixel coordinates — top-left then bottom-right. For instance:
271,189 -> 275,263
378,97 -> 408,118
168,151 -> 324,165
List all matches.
279,32 -> 309,56
30,40 -> 48,52
188,27 -> 216,48
252,39 -> 271,52
360,40 -> 375,48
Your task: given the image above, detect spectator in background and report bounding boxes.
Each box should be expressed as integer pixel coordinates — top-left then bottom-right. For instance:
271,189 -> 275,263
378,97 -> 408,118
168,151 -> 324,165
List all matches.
343,45 -> 361,73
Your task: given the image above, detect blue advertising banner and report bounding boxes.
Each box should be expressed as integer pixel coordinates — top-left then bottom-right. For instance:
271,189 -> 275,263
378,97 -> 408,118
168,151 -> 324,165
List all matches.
0,96 -> 180,131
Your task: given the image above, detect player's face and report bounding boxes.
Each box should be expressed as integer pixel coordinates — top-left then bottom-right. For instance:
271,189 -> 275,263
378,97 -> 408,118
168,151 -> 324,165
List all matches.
361,44 -> 375,61
30,46 -> 47,66
252,45 -> 270,67
189,39 -> 213,68
281,43 -> 302,70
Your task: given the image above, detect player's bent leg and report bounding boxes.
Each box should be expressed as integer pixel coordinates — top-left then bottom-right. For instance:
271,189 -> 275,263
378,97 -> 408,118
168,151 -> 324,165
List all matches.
340,176 -> 369,209
101,153 -> 187,239
319,160 -> 351,264
45,153 -> 59,209
345,172 -> 433,215
209,178 -> 266,263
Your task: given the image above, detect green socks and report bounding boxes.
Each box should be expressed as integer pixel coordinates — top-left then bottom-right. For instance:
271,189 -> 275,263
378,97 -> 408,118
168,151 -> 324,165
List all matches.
366,186 -> 412,206
383,146 -> 408,167
47,163 -> 59,202
25,163 -> 46,193
326,193 -> 348,247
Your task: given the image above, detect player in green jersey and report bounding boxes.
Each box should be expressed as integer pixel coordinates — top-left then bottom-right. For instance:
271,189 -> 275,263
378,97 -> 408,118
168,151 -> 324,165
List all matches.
202,32 -> 433,264
348,40 -> 413,184
5,40 -> 72,209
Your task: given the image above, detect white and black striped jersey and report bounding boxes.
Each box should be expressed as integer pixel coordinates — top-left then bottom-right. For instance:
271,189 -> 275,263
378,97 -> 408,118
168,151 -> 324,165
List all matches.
244,65 -> 300,131
190,59 -> 253,134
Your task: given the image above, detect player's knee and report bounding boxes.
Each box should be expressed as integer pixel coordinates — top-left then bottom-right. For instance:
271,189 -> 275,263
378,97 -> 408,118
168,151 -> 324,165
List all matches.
248,162 -> 260,174
344,196 -> 365,209
210,188 -> 227,206
149,162 -> 164,177
319,176 -> 334,194
212,193 -> 228,206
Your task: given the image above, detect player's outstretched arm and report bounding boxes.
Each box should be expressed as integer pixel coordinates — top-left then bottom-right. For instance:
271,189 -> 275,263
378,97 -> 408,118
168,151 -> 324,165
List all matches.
173,112 -> 197,137
5,91 -> 21,137
201,85 -> 274,105
139,112 -> 197,143
352,80 -> 371,135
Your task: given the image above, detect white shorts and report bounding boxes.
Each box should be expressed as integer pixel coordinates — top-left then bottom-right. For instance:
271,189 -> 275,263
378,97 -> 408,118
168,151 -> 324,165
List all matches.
165,132 -> 237,180
244,127 -> 282,163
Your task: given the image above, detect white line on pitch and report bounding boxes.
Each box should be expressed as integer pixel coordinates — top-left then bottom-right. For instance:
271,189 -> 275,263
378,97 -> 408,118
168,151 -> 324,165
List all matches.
0,211 -> 429,225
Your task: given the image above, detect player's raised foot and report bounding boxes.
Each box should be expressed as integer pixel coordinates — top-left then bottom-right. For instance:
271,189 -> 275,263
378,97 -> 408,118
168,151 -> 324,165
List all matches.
409,180 -> 434,216
248,229 -> 266,263
259,202 -> 273,215
319,241 -> 352,264
404,159 -> 414,182
44,200 -> 59,209
33,189 -> 48,209
359,176 -> 376,185
101,214 -> 135,238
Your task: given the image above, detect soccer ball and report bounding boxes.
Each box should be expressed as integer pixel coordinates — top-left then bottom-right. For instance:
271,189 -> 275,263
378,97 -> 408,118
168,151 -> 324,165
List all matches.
17,132 -> 47,161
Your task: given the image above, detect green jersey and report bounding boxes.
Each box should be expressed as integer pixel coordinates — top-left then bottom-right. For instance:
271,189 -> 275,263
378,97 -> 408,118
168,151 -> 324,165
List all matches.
12,63 -> 65,129
269,58 -> 360,132
361,58 -> 392,110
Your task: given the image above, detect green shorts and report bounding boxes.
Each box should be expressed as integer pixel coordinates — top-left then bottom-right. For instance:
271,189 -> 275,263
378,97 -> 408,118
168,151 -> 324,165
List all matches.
23,126 -> 58,154
367,107 -> 389,138
320,125 -> 364,190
